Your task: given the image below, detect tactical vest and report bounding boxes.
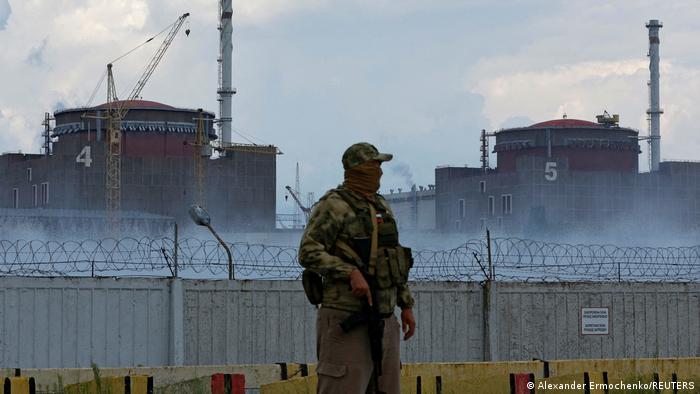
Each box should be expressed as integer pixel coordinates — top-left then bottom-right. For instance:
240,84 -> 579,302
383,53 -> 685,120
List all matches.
332,188 -> 413,290
301,187 -> 413,313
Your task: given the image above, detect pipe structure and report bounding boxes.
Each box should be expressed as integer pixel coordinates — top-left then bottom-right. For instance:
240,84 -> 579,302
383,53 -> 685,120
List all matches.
218,0 -> 235,149
646,19 -> 663,171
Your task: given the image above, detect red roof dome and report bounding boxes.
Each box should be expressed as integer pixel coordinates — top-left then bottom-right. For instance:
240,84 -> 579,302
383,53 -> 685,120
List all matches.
93,100 -> 175,110
529,119 -> 600,128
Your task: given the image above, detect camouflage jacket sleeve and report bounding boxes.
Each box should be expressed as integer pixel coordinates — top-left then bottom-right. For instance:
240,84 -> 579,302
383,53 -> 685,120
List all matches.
396,283 -> 415,309
298,193 -> 357,280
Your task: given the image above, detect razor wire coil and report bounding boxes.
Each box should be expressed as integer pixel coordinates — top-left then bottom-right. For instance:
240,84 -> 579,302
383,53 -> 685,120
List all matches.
0,237 -> 699,281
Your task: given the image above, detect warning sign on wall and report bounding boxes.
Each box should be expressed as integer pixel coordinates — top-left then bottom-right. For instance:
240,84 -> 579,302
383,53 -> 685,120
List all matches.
580,307 -> 610,335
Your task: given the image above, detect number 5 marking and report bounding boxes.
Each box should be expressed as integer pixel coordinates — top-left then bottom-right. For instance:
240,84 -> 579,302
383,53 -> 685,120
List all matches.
76,146 -> 93,167
545,161 -> 557,181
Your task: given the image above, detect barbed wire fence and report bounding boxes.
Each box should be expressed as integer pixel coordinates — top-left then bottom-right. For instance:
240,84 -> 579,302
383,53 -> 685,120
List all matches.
1,236 -> 699,281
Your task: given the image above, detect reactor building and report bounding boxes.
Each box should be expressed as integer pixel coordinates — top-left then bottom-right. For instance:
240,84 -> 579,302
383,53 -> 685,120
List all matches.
0,100 -> 277,234
0,4 -> 280,236
388,113 -> 700,238
386,19 -> 700,239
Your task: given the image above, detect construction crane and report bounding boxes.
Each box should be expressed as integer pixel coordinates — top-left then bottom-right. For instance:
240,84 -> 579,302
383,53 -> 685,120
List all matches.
105,12 -> 190,225
285,185 -> 311,225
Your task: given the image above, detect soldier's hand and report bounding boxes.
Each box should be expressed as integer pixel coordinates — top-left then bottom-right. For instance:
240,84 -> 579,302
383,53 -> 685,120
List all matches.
349,269 -> 372,306
401,308 -> 416,340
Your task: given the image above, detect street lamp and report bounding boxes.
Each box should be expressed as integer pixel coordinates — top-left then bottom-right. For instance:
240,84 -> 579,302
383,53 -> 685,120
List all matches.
189,204 -> 234,280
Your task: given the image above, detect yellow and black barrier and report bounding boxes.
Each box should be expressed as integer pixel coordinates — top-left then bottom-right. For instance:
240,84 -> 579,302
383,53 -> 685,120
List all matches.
276,363 -> 314,381
547,357 -> 700,381
533,372 -> 607,394
399,362 -> 541,394
400,373 -> 536,394
544,358 -> 700,393
3,377 -> 36,394
260,373 -> 535,394
259,374 -> 534,394
260,358 -> 700,394
63,375 -> 153,394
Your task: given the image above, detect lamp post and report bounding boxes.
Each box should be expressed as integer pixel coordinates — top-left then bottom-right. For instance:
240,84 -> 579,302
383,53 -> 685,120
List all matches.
189,204 -> 233,280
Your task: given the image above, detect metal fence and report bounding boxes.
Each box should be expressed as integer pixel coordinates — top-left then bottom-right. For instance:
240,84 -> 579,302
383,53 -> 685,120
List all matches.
1,237 -> 699,281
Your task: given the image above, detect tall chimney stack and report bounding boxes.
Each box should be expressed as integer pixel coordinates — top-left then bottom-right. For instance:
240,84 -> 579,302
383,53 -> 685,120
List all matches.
218,0 -> 235,151
646,19 -> 663,171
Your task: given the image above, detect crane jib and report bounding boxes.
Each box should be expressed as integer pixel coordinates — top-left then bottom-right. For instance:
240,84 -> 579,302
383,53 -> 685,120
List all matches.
103,11 -> 191,227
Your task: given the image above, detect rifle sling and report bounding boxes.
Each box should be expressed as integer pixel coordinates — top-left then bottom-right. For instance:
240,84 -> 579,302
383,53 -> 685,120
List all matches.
334,201 -> 379,274
368,204 -> 379,276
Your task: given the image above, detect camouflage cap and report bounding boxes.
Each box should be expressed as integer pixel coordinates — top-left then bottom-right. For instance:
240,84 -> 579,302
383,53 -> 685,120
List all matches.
342,142 -> 393,170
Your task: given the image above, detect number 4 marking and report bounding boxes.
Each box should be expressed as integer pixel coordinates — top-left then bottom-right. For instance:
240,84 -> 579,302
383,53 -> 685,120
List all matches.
76,146 -> 93,167
545,161 -> 558,181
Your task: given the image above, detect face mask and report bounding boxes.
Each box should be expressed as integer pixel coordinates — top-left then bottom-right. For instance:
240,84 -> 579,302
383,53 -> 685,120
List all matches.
344,161 -> 382,197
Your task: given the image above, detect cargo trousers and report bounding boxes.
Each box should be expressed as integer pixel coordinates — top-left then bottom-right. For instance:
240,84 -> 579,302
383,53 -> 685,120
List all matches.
316,306 -> 401,394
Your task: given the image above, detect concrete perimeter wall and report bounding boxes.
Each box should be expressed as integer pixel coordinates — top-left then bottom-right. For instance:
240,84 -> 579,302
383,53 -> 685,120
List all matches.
0,277 -> 698,368
492,282 -> 700,361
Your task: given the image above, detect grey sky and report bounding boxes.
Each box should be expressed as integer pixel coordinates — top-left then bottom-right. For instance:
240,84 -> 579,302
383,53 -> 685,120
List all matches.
1,0 -> 699,216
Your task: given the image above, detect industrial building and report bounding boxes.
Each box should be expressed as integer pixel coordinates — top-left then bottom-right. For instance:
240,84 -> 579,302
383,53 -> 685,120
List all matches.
0,100 -> 277,233
0,5 -> 279,235
436,115 -> 700,236
384,185 -> 436,232
391,115 -> 700,238
388,19 -> 700,239
389,112 -> 700,239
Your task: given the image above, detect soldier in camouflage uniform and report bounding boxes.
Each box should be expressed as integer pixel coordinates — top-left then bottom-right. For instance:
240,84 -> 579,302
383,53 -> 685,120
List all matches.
299,142 -> 416,394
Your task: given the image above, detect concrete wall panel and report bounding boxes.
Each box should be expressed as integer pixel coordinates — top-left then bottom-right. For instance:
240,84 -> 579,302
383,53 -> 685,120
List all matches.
493,283 -> 700,361
0,277 -> 170,368
182,281 -> 318,365
1,278 -> 700,369
180,281 -> 484,365
399,282 -> 483,363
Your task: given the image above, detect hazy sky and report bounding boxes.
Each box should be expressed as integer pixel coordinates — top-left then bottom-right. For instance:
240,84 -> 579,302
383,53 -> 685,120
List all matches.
1,0 -> 699,215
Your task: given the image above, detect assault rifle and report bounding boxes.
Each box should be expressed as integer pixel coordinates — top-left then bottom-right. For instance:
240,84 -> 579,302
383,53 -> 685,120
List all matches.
338,237 -> 386,394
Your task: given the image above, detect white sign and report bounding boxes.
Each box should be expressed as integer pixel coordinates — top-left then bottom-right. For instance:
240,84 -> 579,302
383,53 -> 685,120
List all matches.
581,307 -> 609,335
544,161 -> 558,181
76,146 -> 93,167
